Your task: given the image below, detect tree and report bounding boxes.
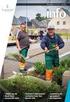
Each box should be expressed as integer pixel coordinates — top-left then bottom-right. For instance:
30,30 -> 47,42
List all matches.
35,13 -> 47,21
35,13 -> 42,21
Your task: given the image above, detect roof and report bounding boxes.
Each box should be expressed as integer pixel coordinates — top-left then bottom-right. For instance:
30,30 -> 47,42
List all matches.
12,16 -> 32,26
31,19 -> 50,28
62,8 -> 70,16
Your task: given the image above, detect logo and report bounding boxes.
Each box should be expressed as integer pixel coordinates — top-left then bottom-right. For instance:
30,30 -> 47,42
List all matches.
2,4 -> 14,12
46,8 -> 66,19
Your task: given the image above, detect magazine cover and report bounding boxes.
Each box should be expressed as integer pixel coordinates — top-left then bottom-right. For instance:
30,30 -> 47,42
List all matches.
0,0 -> 70,102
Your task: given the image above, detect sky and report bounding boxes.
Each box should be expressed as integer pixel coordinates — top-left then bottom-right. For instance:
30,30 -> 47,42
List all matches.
14,0 -> 70,20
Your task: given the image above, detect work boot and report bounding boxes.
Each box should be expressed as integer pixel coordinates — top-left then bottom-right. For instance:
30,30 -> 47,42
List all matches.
18,62 -> 26,71
45,70 -> 53,81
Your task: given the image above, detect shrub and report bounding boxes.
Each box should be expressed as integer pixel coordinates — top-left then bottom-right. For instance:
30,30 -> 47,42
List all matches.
0,75 -> 48,93
47,81 -> 61,93
53,58 -> 70,85
60,59 -> 70,70
0,75 -> 62,97
53,67 -> 65,85
34,62 -> 46,75
10,53 -> 26,63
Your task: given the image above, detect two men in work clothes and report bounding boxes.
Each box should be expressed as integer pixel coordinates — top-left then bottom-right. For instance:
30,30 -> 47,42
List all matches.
41,24 -> 64,81
16,22 -> 64,81
16,23 -> 35,71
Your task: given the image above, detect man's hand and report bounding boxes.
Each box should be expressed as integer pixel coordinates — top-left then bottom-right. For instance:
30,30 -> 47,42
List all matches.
55,44 -> 59,50
29,38 -> 37,43
18,47 -> 21,51
45,47 -> 49,53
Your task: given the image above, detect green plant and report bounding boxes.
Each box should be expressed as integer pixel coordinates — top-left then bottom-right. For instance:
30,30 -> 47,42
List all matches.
47,81 -> 61,93
60,59 -> 70,70
53,67 -> 65,85
10,53 -> 26,63
53,58 -> 70,85
34,62 -> 46,75
0,75 -> 47,93
0,75 -> 62,96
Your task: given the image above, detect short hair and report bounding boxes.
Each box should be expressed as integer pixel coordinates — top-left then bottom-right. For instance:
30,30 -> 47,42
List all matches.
40,31 -> 44,34
20,22 -> 26,25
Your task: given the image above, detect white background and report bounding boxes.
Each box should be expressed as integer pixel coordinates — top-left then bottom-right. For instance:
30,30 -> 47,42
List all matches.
0,0 -> 17,76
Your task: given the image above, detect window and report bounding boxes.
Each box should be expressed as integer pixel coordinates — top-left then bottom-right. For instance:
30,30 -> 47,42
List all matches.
57,21 -> 60,25
63,21 -> 66,25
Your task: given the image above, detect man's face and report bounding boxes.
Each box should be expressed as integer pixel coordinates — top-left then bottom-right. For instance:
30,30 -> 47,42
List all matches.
20,24 -> 26,31
48,28 -> 55,36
